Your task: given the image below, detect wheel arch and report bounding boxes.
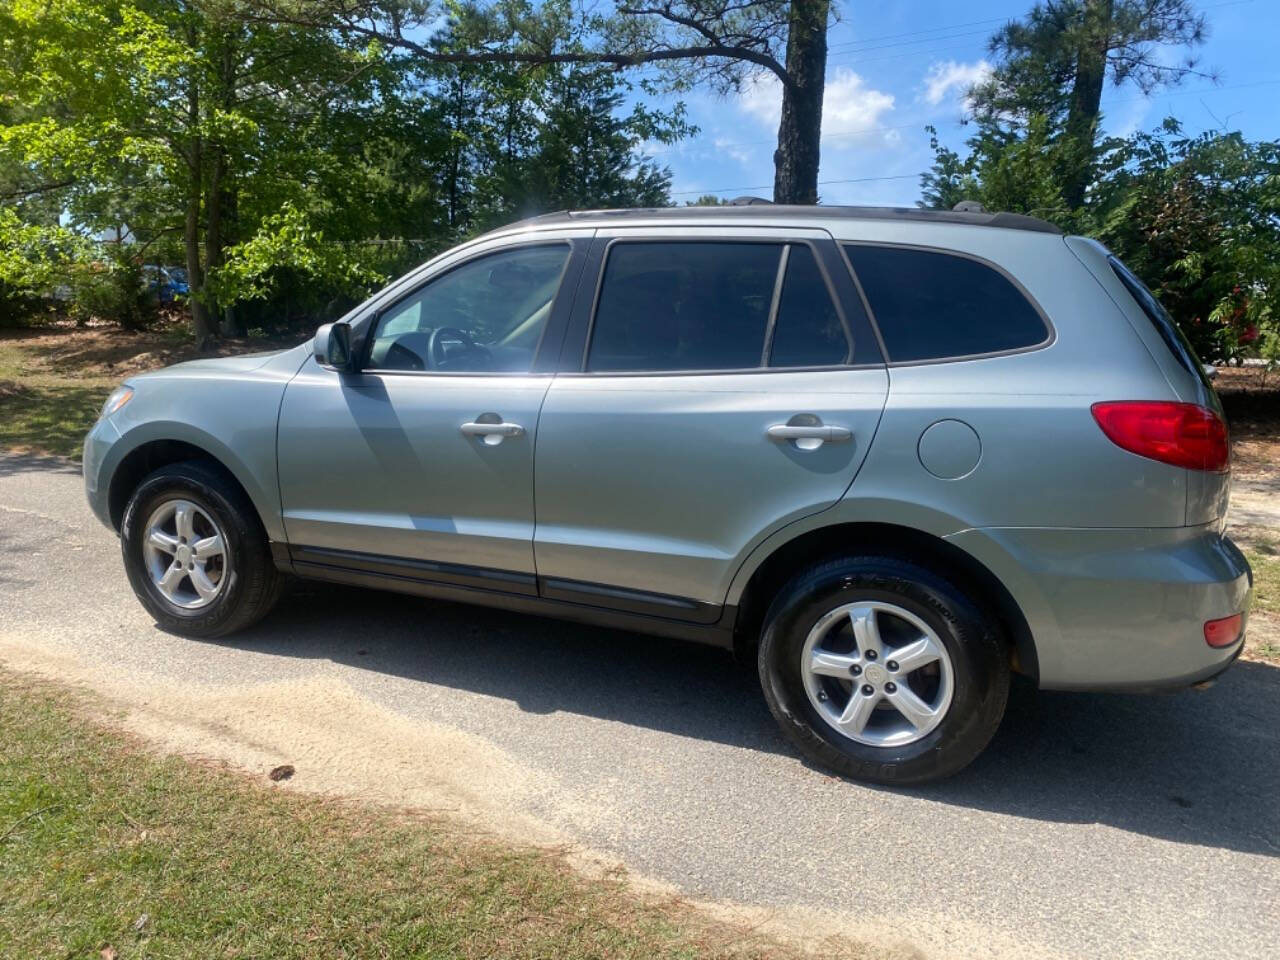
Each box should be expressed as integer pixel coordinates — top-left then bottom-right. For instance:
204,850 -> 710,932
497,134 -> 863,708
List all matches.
106,434 -> 274,540
730,521 -> 1039,682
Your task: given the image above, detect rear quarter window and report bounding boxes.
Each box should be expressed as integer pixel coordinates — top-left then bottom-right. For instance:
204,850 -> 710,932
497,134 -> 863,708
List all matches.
842,244 -> 1050,363
1107,256 -> 1210,386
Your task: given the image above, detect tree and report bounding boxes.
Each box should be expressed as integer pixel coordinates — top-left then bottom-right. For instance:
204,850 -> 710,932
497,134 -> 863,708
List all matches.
971,0 -> 1210,208
0,0 -> 398,343
1092,121 -> 1280,363
249,0 -> 833,204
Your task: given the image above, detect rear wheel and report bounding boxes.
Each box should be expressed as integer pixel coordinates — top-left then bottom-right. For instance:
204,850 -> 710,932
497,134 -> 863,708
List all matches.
120,460 -> 282,638
758,556 -> 1009,785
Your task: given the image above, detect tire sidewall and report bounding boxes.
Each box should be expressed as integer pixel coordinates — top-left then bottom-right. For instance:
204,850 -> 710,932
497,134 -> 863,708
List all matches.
759,560 -> 1008,785
120,466 -> 254,634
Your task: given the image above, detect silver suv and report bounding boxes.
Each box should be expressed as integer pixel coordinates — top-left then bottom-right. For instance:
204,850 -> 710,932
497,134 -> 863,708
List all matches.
84,205 -> 1253,784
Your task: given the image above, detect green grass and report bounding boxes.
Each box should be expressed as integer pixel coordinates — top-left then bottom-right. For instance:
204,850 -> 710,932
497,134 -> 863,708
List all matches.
0,673 -> 834,960
0,333 -> 119,459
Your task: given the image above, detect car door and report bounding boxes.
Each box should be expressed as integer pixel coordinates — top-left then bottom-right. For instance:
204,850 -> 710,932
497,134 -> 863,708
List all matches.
277,234 -> 589,593
533,228 -> 889,618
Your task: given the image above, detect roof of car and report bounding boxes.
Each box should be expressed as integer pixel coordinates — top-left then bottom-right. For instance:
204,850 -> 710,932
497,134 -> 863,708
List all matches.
501,203 -> 1063,236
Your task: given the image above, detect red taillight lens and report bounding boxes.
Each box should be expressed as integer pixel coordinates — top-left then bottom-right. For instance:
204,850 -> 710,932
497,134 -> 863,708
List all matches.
1204,613 -> 1243,648
1091,401 -> 1229,472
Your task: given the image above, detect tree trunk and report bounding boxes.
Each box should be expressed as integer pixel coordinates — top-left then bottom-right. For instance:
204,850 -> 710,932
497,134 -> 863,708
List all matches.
1062,0 -> 1113,209
773,0 -> 829,205
210,38 -> 243,338
183,19 -> 213,349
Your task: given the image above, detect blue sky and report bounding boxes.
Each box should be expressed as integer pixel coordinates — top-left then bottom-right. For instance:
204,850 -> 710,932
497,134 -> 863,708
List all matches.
643,0 -> 1280,206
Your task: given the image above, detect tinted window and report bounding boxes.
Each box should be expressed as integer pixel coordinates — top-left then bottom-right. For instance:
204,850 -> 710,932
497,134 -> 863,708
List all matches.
368,244 -> 568,372
587,242 -> 781,372
1108,256 -> 1210,386
769,245 -> 849,367
843,245 -> 1048,362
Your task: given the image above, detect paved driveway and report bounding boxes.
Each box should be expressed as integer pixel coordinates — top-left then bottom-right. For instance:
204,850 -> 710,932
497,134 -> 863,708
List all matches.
1,453 -> 1277,960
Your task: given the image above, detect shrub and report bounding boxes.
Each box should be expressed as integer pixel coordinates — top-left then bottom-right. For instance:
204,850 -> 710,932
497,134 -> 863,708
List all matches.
68,252 -> 155,330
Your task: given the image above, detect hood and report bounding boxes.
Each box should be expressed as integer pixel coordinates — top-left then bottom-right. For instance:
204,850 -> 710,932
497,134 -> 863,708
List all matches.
128,342 -> 312,382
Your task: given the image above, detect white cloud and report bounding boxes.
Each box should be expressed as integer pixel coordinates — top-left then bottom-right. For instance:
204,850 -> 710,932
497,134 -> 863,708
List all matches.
713,136 -> 755,167
737,67 -> 897,150
922,59 -> 994,107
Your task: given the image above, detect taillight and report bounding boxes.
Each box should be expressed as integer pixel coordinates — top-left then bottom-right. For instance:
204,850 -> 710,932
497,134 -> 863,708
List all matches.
1091,401 -> 1229,472
1204,613 -> 1243,648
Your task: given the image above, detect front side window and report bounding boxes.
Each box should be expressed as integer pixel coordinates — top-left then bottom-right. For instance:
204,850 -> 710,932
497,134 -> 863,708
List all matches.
368,244 -> 569,372
843,244 -> 1049,363
586,242 -> 782,372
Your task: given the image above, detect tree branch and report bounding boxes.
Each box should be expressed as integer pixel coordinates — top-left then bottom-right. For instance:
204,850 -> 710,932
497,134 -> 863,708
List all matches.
242,6 -> 793,88
0,178 -> 77,201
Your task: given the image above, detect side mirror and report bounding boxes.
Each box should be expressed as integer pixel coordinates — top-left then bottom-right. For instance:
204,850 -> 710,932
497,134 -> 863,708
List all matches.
314,322 -> 354,370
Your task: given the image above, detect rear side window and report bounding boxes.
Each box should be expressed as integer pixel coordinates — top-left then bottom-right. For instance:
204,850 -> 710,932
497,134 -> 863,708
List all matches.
768,245 -> 850,367
587,242 -> 781,372
1108,256 -> 1209,385
843,244 -> 1049,362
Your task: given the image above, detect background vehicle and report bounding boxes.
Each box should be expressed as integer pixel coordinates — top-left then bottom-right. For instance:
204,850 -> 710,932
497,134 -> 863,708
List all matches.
83,204 -> 1252,784
142,265 -> 190,303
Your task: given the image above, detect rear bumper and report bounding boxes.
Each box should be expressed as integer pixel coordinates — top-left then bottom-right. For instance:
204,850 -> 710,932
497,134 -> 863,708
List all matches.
946,524 -> 1252,691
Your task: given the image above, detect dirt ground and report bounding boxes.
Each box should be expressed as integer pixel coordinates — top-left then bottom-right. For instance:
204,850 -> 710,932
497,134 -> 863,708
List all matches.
1213,365 -> 1280,659
2,317 -> 302,380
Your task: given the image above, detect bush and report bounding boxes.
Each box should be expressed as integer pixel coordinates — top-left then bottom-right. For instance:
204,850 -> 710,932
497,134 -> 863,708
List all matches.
0,281 -> 48,328
68,253 -> 155,330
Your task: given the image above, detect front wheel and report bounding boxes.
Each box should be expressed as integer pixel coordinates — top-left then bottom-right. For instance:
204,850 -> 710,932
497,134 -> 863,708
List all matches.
120,460 -> 282,638
758,556 -> 1009,785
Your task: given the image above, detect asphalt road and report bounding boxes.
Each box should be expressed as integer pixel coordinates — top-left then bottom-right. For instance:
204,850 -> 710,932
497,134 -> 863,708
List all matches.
2,452 -> 1277,960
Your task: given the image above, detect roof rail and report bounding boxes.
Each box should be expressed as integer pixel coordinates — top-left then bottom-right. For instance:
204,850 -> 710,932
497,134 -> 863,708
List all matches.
503,204 -> 1062,235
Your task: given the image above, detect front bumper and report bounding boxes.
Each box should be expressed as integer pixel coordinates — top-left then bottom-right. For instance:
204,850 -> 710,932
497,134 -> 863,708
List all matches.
947,524 -> 1252,691
83,416 -> 121,530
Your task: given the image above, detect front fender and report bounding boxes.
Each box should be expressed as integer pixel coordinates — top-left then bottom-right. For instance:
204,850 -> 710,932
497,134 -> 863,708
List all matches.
104,419 -> 285,541
94,354 -> 306,542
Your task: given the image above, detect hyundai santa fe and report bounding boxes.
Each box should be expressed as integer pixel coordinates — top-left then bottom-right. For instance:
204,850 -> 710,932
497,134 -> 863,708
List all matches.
83,204 -> 1253,784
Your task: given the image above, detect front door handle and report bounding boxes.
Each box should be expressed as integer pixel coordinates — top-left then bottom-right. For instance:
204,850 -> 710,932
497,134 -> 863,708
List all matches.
461,419 -> 525,444
766,424 -> 852,443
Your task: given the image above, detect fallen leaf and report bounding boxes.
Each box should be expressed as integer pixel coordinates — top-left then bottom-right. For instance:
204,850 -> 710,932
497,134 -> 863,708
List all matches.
133,912 -> 150,932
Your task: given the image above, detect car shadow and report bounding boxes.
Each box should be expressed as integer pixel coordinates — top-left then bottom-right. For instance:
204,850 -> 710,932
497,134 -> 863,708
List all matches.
0,451 -> 82,478
218,578 -> 1279,858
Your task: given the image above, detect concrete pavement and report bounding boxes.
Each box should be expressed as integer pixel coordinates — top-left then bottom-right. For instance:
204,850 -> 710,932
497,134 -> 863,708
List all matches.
1,452 -> 1276,960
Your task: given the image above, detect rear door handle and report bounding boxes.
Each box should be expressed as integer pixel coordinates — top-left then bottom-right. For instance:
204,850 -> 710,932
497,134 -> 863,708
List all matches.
766,424 -> 852,442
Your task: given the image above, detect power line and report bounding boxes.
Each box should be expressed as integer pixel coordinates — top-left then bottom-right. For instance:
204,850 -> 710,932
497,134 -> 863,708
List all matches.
647,116 -> 967,158
826,16 -> 1016,52
670,173 -> 919,198
650,77 -> 1280,160
825,0 -> 1260,63
828,26 -> 998,57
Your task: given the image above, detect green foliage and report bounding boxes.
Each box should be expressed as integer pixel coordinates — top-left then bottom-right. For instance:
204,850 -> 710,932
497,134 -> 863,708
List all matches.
206,204 -> 386,308
1093,122 -> 1280,362
921,118 -> 1083,230
67,248 -> 155,330
0,208 -> 89,326
0,0 -> 690,337
922,2 -> 1275,364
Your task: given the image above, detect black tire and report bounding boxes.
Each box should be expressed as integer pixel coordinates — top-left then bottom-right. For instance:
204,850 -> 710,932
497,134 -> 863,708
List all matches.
758,555 -> 1009,785
120,460 -> 282,638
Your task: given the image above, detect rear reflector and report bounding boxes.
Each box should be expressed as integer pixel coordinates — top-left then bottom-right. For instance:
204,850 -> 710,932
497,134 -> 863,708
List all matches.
1204,613 -> 1244,648
1091,401 -> 1229,472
